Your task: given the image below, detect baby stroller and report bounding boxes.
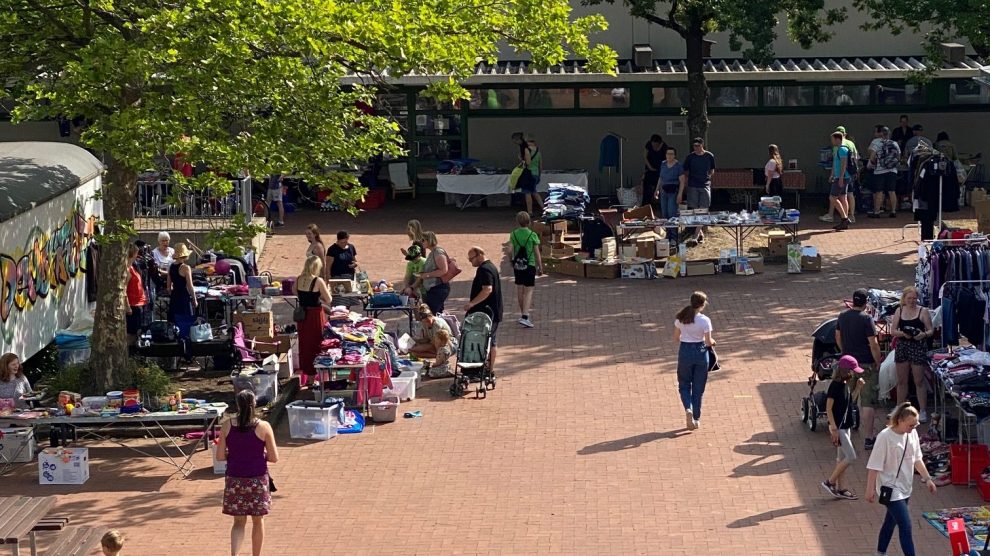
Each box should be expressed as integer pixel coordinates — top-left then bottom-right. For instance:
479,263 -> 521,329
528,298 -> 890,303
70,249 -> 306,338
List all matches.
449,311 -> 496,399
802,319 -> 859,431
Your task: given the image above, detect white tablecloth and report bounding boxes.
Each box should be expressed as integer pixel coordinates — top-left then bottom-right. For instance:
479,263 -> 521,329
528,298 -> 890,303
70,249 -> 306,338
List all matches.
436,173 -> 588,195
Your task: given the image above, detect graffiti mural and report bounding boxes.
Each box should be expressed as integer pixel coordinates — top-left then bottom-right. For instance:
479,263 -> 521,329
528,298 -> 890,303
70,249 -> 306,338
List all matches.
0,203 -> 97,341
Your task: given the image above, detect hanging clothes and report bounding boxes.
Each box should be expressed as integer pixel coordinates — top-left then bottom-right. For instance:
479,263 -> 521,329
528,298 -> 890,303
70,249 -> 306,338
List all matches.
599,135 -> 620,172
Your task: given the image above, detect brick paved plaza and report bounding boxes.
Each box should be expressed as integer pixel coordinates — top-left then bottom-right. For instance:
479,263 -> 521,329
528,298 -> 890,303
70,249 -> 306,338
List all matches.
2,201 -> 983,555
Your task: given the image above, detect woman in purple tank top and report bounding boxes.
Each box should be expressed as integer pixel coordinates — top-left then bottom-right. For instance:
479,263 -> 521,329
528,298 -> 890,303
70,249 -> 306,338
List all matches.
216,390 -> 279,556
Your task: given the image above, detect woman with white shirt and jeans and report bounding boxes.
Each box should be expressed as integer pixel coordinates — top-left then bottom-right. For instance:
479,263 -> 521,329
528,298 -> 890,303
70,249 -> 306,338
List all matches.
866,402 -> 937,556
674,291 -> 715,431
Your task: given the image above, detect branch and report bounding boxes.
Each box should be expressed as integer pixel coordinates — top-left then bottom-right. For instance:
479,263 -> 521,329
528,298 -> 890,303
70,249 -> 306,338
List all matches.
639,11 -> 686,36
71,0 -> 136,39
24,0 -> 80,42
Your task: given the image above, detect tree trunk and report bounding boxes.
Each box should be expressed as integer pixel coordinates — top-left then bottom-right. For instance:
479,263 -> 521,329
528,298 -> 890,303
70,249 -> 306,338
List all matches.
685,27 -> 710,142
87,160 -> 137,393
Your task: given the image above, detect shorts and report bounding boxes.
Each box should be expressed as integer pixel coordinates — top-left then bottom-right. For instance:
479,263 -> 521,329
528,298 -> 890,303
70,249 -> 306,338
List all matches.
873,172 -> 897,193
126,305 -> 144,335
265,188 -> 282,203
685,186 -> 711,210
513,265 -> 536,287
836,428 -> 857,464
519,171 -> 539,194
829,179 -> 848,197
857,363 -> 883,408
490,320 -> 499,347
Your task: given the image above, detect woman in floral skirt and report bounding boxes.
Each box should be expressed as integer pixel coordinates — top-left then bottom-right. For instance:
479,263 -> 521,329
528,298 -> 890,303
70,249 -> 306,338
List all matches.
216,390 -> 279,556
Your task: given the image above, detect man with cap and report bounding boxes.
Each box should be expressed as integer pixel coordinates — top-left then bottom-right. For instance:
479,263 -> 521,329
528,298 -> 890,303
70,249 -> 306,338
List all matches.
820,126 -> 860,224
835,289 -> 883,450
821,354 -> 866,500
904,123 -> 932,155
867,124 -> 901,218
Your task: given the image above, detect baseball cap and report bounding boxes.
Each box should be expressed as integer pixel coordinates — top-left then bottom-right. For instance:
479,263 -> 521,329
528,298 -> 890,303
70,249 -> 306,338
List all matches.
912,124 -> 924,131
852,289 -> 869,306
834,125 -> 847,134
838,355 -> 865,374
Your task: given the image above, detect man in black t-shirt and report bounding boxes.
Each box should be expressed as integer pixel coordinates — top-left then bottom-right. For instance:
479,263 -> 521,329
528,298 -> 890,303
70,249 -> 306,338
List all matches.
464,246 -> 503,372
836,289 -> 883,451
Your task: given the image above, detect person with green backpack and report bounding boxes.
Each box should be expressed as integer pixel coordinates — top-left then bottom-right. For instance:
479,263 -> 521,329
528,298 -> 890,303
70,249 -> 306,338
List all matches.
509,211 -> 544,329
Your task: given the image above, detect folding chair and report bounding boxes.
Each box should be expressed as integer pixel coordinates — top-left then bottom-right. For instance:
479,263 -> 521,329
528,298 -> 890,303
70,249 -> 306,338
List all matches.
389,162 -> 415,199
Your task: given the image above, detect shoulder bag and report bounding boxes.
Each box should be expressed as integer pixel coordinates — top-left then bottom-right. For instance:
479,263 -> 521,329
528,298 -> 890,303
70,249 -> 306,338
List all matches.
878,434 -> 909,505
438,249 -> 461,283
189,318 -> 214,343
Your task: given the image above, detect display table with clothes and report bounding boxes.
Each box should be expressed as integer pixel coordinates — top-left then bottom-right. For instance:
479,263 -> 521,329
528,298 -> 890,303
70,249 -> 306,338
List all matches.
309,311 -> 395,411
437,171 -> 588,209
3,403 -> 227,478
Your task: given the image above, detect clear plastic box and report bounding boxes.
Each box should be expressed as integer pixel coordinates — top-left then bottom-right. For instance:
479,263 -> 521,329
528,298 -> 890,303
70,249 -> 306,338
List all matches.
286,400 -> 342,440
231,371 -> 279,405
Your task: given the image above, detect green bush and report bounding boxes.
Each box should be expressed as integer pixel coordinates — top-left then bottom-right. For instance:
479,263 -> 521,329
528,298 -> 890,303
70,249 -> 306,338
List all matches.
132,361 -> 172,398
41,364 -> 85,396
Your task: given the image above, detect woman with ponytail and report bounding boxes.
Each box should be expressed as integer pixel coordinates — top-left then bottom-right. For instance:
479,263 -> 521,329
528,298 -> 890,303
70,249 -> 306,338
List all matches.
216,390 -> 279,556
866,402 -> 936,556
673,291 -> 716,431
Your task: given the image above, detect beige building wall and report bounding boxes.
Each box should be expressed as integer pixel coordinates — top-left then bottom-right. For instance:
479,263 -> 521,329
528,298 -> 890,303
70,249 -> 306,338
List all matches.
0,121 -> 70,142
560,0 -> 942,60
468,113 -> 990,195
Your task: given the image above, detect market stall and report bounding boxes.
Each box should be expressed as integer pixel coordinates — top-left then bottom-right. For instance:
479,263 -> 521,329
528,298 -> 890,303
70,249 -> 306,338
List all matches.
437,171 -> 588,209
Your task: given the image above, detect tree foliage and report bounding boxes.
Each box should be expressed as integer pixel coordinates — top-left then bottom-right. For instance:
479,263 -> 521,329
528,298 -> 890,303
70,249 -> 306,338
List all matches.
853,0 -> 990,80
582,0 -> 845,138
0,0 -> 616,390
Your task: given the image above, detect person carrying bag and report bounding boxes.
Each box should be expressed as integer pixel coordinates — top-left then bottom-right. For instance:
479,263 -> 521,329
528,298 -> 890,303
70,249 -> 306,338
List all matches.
866,402 -> 937,556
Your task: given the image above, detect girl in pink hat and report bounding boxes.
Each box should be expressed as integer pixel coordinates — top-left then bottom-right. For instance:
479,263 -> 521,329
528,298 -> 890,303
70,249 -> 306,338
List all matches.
822,355 -> 866,500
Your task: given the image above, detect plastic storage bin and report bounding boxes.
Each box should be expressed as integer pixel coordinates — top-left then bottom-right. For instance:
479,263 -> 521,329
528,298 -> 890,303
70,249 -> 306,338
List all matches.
390,374 -> 416,401
286,400 -> 343,440
950,443 -> 990,486
211,443 -> 227,475
231,371 -> 279,405
369,394 -> 400,423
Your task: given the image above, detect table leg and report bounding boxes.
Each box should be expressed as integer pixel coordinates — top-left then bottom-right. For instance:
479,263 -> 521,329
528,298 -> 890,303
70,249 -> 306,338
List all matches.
29,530 -> 37,556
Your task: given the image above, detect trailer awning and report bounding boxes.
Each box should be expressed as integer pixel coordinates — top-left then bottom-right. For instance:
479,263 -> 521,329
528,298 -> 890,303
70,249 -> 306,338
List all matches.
0,141 -> 104,223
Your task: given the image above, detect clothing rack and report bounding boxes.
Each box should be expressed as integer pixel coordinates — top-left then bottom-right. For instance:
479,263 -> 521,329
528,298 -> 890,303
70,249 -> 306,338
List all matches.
902,145 -> 951,240
603,131 -> 626,194
939,279 -> 990,351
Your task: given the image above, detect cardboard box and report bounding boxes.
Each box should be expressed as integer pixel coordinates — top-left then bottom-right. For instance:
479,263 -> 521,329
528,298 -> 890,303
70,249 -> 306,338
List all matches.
621,261 -> 658,279
636,238 -> 656,259
801,254 -> 822,271
251,333 -> 297,355
533,220 -> 567,240
0,427 -> 36,463
584,262 -> 620,279
546,257 -> 585,278
748,255 -> 765,274
277,352 -> 295,379
599,237 -> 617,261
655,240 -> 670,259
976,200 -> 990,233
620,244 -> 638,260
623,204 -> 655,221
547,242 -> 575,259
685,260 -> 717,276
38,447 -> 89,485
234,311 -> 274,338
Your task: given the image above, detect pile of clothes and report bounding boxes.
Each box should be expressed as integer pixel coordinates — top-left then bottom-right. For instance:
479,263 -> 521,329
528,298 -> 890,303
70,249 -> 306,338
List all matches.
932,347 -> 990,418
313,313 -> 385,368
542,183 -> 589,220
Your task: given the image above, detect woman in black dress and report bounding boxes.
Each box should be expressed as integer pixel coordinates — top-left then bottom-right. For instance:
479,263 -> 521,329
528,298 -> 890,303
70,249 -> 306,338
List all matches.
890,286 -> 933,422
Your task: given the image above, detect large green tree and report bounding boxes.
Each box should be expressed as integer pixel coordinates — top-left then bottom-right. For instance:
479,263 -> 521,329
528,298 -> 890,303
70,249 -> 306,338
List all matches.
853,0 -> 989,76
0,0 -> 616,391
582,0 -> 845,139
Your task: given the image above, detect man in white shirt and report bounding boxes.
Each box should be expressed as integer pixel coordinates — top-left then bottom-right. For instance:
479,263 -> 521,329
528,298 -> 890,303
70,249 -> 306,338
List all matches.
868,125 -> 901,218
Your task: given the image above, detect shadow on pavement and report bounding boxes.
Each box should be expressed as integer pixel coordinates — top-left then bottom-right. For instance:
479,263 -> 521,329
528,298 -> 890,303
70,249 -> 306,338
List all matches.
577,429 -> 691,455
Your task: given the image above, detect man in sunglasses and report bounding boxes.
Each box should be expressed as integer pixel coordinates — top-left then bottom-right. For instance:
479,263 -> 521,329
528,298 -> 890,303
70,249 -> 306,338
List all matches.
464,247 -> 503,372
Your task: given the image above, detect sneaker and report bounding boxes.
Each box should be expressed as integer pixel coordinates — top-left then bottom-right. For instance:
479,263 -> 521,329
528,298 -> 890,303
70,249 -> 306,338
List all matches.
519,318 -> 535,329
835,488 -> 859,500
833,218 -> 850,231
848,215 -> 856,223
686,409 -> 695,430
819,214 -> 834,223
868,212 -> 881,219
820,480 -> 838,498
889,211 -> 897,218
693,419 -> 700,430
865,437 -> 875,451
919,410 -> 929,423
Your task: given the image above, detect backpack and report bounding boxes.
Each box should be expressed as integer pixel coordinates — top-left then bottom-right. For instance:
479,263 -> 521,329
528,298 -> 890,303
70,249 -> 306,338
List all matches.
512,230 -> 537,271
845,148 -> 859,178
878,140 -> 900,171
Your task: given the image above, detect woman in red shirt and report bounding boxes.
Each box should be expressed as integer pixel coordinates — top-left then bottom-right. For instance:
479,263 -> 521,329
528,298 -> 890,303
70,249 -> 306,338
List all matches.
126,245 -> 148,345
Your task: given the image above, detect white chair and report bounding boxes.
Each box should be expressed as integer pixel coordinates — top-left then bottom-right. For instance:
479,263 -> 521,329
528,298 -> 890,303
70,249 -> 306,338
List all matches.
389,162 -> 415,199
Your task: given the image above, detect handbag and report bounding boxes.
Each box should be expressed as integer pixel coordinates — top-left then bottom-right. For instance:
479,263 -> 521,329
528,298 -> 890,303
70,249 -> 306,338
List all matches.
149,320 -> 179,343
293,304 -> 306,322
509,165 -> 524,190
878,435 -> 909,506
439,251 -> 461,284
189,319 -> 213,343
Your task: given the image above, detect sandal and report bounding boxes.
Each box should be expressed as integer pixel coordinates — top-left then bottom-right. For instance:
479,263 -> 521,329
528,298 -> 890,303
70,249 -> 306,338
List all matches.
835,489 -> 859,500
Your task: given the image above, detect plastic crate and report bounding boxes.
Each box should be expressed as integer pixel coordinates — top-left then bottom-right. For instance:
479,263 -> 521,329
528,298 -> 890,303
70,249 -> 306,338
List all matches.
286,400 -> 343,440
390,374 -> 416,401
369,394 -> 399,423
950,443 -> 990,486
231,371 -> 279,405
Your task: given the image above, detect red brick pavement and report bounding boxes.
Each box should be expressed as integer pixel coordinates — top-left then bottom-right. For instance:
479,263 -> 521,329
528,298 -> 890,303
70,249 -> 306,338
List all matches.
1,201 -> 982,555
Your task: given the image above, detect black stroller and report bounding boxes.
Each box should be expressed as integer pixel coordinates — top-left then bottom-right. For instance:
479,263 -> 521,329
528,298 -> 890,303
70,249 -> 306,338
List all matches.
801,319 -> 859,432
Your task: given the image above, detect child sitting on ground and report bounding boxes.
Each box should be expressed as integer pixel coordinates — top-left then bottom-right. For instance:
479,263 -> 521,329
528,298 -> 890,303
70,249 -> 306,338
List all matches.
101,530 -> 125,555
427,329 -> 455,379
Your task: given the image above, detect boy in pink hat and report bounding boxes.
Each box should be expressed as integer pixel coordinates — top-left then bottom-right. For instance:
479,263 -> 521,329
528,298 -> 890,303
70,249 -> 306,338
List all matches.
822,355 -> 866,499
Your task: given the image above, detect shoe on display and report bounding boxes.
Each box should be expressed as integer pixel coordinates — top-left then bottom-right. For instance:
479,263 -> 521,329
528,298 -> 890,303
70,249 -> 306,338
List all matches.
819,214 -> 834,222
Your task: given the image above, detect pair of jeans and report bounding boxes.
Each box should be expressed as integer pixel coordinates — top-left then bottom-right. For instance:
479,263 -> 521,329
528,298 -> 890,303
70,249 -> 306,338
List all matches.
677,342 -> 709,420
659,190 -> 678,219
424,283 -> 450,315
877,497 -> 915,556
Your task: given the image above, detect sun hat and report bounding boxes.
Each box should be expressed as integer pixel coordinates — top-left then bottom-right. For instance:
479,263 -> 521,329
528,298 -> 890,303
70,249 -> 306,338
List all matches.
173,243 -> 191,259
838,355 -> 864,374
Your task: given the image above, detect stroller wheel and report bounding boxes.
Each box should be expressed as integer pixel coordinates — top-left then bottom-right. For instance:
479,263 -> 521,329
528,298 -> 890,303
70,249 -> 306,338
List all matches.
808,411 -> 818,432
801,398 -> 810,423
